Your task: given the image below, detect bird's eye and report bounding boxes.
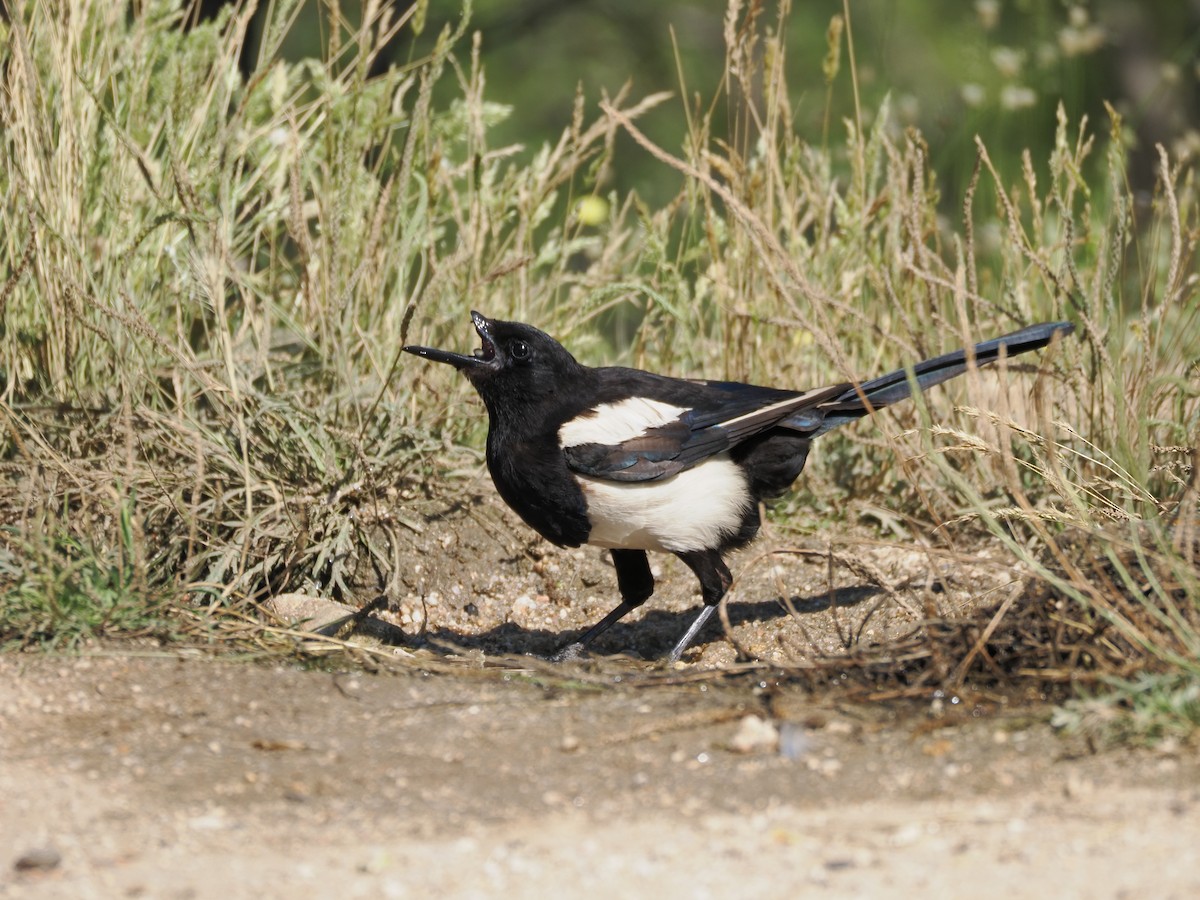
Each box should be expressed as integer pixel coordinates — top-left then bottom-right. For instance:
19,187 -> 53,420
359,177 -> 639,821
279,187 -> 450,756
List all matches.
510,340 -> 530,360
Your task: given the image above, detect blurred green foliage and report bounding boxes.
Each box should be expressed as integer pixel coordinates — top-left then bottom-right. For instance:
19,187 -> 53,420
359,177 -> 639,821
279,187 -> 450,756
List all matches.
277,0 -> 1200,204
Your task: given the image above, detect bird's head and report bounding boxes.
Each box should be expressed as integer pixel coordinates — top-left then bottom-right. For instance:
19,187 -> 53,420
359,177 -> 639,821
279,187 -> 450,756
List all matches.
404,311 -> 584,415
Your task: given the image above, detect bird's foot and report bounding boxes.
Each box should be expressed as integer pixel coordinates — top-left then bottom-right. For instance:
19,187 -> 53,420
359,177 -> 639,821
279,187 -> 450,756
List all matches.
665,604 -> 719,663
550,641 -> 588,663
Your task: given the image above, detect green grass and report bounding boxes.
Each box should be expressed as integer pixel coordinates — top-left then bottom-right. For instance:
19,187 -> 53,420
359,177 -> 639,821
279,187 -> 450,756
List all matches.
1054,673 -> 1200,748
1,499 -> 171,648
1,0 -> 1197,740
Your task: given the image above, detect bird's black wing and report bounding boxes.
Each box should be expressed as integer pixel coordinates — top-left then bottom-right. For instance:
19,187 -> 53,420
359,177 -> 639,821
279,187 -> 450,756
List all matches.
560,372 -> 847,483
559,321 -> 1073,483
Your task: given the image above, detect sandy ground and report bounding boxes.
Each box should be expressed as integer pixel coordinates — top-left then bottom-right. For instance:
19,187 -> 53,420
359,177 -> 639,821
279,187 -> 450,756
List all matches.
2,654 -> 1199,899
3,495 -> 1198,898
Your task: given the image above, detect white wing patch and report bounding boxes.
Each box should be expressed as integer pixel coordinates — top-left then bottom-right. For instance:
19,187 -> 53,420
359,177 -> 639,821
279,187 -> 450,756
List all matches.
558,398 -> 687,449
578,455 -> 751,553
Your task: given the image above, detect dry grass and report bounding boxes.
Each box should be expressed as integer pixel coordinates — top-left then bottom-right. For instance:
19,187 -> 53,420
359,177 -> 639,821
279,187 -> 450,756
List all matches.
0,1 -> 1197,738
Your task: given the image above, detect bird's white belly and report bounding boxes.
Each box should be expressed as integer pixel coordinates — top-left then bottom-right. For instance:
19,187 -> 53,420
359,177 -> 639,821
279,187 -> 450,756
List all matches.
577,455 -> 752,553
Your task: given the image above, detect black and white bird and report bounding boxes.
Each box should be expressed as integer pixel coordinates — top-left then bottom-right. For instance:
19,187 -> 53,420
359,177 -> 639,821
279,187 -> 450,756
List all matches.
405,313 -> 1072,662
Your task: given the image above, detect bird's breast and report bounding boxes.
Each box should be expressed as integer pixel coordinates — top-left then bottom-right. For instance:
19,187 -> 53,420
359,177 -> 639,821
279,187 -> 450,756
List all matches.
486,433 -> 592,548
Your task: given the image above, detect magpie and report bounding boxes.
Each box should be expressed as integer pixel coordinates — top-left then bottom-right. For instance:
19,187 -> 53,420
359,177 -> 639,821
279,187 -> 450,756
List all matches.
404,312 -> 1073,662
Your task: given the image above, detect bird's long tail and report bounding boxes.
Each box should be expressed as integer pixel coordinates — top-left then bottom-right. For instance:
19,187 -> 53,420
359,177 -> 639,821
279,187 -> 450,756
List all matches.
804,321 -> 1074,436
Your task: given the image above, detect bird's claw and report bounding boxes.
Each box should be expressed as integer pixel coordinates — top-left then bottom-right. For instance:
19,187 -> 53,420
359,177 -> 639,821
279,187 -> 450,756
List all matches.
550,642 -> 587,663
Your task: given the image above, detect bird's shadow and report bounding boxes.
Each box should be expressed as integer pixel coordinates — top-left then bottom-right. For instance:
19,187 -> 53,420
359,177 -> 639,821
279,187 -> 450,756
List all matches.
394,583 -> 884,661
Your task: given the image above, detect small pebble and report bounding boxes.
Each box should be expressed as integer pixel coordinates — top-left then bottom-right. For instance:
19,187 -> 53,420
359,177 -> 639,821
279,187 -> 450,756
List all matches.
778,722 -> 812,760
14,846 -> 61,873
729,715 -> 779,754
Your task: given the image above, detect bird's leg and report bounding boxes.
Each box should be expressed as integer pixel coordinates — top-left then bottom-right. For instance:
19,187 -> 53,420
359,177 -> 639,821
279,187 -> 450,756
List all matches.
553,549 -> 654,660
667,550 -> 733,662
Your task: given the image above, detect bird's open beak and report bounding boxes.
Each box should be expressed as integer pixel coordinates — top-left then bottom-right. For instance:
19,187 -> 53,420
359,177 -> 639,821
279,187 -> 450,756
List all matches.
403,310 -> 496,370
